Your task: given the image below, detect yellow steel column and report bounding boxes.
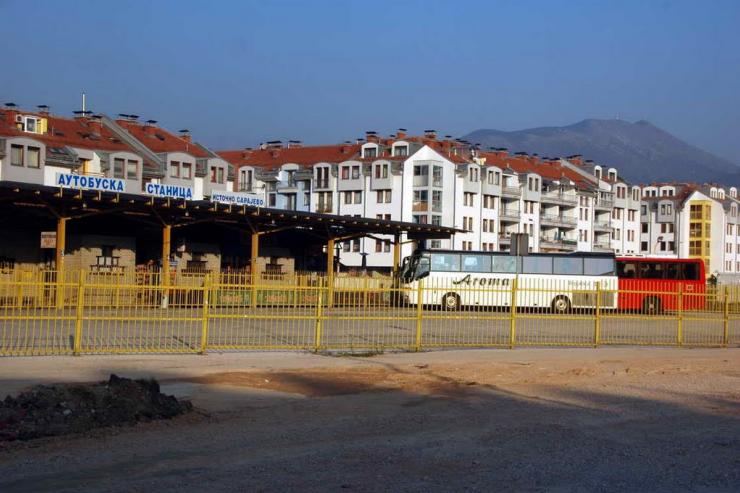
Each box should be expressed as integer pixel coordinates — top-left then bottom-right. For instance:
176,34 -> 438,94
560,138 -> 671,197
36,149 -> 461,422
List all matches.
73,270 -> 85,355
55,217 -> 68,309
414,279 -> 424,351
161,224 -> 171,309
723,286 -> 730,347
509,277 -> 518,349
250,232 -> 259,307
326,238 -> 335,309
392,233 -> 401,277
677,284 -> 683,346
594,281 -> 601,347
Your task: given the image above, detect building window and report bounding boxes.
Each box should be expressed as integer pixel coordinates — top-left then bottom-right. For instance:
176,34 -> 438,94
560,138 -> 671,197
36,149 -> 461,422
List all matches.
181,162 -> 192,180
641,241 -> 648,251
10,145 -> 24,166
641,223 -> 648,234
374,163 -> 389,179
268,194 -> 276,207
26,146 -> 40,168
364,147 -> 377,159
344,191 -> 352,205
353,191 -> 362,204
413,165 -> 428,176
126,160 -> 138,179
394,146 -> 408,157
464,192 -> 474,207
341,166 -> 349,180
304,192 -> 310,206
96,245 -> 119,268
210,166 -> 225,184
628,210 -> 636,221
351,165 -> 360,179
114,158 -> 125,178
376,190 -> 391,203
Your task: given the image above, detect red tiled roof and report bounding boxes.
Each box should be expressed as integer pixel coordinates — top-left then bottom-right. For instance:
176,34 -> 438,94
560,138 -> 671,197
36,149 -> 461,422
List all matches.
115,120 -> 210,158
218,144 -> 361,170
0,110 -> 134,152
477,151 -> 594,188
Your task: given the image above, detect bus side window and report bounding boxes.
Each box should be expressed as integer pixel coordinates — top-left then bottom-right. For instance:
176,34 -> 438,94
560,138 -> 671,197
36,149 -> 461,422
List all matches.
522,256 -> 553,275
639,262 -> 663,279
461,254 -> 491,273
681,262 -> 699,281
664,262 -> 679,280
431,253 -> 460,272
491,255 -> 517,273
586,258 -> 615,276
618,262 -> 637,278
554,257 -> 583,275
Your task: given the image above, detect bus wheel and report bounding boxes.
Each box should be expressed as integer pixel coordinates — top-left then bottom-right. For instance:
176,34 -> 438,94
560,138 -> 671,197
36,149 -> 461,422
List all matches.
551,296 -> 571,314
442,292 -> 461,311
642,297 -> 662,315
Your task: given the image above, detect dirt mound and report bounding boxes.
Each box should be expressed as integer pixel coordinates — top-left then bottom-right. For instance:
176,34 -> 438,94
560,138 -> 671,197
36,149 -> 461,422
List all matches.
0,374 -> 192,442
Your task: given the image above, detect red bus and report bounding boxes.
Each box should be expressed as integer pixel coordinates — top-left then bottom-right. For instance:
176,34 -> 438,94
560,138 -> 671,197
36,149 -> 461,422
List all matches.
616,257 -> 706,313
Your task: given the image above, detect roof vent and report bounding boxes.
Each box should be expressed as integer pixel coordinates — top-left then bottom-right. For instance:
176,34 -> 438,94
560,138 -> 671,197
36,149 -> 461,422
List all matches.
37,104 -> 50,114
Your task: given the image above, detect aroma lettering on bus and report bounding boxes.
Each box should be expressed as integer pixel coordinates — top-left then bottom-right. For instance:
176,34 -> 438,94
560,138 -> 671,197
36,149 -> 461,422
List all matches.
451,275 -> 511,287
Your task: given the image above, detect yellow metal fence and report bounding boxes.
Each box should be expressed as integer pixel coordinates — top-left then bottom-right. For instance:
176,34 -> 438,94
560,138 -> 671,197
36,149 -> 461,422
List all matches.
0,271 -> 738,356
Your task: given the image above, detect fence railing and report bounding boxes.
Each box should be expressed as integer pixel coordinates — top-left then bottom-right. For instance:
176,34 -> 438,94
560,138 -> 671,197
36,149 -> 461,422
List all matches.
0,272 -> 737,356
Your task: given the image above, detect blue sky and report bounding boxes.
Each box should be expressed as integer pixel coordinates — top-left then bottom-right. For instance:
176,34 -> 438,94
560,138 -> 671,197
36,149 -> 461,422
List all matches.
2,0 -> 739,162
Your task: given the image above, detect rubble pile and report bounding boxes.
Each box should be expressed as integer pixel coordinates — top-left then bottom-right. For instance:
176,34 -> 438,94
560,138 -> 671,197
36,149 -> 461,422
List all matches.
0,374 -> 192,441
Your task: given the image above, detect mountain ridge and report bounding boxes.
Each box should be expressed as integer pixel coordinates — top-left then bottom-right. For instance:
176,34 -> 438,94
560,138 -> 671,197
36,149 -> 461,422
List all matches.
464,119 -> 740,186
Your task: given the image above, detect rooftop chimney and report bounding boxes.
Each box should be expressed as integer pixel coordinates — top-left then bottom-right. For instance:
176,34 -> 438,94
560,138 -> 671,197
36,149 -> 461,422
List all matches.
424,129 -> 437,139
37,104 -> 50,115
87,114 -> 103,135
396,128 -> 407,139
179,129 -> 191,143
288,140 -> 302,148
365,131 -> 379,143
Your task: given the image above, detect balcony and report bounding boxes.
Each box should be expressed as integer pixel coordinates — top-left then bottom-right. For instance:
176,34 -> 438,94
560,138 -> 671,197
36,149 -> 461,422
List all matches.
412,201 -> 429,212
276,179 -> 298,191
237,184 -> 254,193
541,192 -> 577,206
502,186 -> 521,198
540,214 -> 577,227
499,209 -> 521,221
593,221 -> 613,232
593,242 -> 612,252
316,204 -> 333,214
539,237 -> 578,250
498,234 -> 512,245
595,200 -> 614,211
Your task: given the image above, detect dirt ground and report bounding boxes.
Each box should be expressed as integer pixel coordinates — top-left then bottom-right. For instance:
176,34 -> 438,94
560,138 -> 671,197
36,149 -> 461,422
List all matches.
0,348 -> 738,492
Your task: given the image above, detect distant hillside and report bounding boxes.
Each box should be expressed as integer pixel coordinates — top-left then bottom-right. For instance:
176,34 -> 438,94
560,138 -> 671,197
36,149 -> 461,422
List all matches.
465,119 -> 740,185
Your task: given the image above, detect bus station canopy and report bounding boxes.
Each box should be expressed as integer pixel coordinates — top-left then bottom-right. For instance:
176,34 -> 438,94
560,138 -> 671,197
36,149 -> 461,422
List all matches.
0,180 -> 462,240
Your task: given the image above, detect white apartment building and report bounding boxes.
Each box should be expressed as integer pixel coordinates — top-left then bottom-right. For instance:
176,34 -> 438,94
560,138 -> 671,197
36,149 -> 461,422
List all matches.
220,132 -> 643,270
640,183 -> 740,278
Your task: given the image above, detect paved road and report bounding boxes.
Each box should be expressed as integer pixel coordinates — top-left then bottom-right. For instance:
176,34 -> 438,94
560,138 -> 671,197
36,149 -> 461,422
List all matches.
0,305 -> 736,355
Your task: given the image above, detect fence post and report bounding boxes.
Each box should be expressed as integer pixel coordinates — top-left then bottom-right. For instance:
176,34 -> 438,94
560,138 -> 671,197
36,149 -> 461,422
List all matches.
509,277 -> 518,349
723,285 -> 730,347
414,279 -> 424,351
314,288 -> 324,352
199,274 -> 210,354
594,281 -> 601,347
677,284 -> 683,346
73,271 -> 85,356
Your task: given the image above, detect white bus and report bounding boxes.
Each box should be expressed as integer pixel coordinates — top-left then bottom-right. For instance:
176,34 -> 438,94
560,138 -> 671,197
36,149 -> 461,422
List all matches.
397,249 -> 618,312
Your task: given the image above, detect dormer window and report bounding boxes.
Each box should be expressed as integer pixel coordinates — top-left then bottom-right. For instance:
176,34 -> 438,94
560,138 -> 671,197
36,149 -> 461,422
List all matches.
364,146 -> 377,159
608,169 -> 617,181
393,145 -> 408,157
15,115 -> 43,134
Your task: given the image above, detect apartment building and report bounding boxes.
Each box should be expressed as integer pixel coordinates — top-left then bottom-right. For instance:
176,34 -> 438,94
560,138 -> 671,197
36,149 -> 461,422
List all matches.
0,104 -> 234,271
219,131 -> 643,269
639,183 -> 740,277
